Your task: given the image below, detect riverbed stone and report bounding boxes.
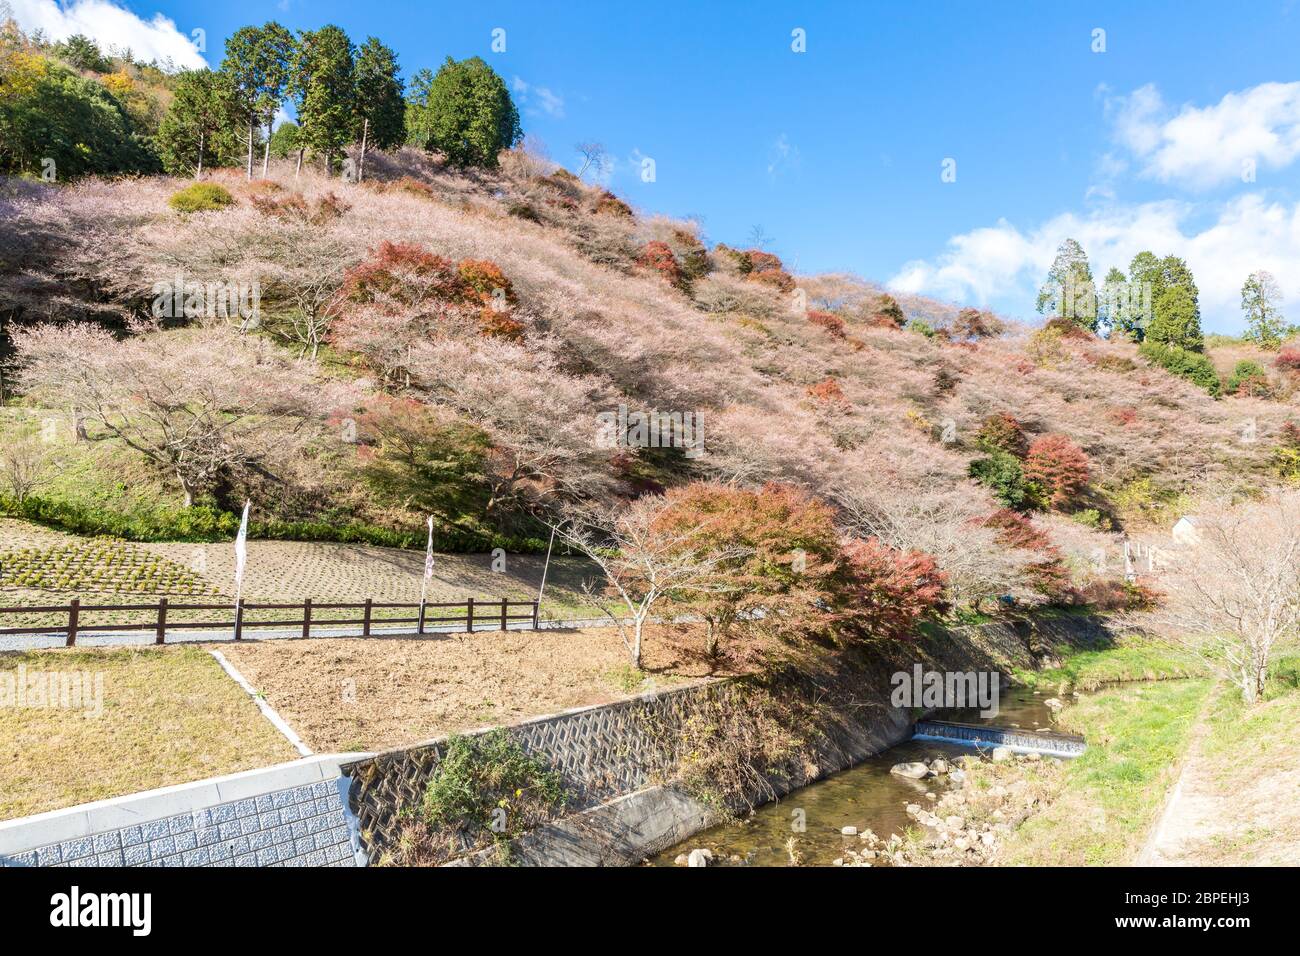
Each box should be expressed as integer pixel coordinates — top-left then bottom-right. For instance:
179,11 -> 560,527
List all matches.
991,746 -> 1012,762
891,761 -> 930,779
687,849 -> 710,867
840,826 -> 858,836
929,758 -> 951,775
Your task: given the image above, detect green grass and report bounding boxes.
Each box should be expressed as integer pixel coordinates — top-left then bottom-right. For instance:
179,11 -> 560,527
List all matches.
1012,634 -> 1204,692
1000,678 -> 1212,865
1202,656 -> 1300,773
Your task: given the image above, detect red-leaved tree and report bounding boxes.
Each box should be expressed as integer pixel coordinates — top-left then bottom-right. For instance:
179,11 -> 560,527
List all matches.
1023,433 -> 1090,508
838,537 -> 947,641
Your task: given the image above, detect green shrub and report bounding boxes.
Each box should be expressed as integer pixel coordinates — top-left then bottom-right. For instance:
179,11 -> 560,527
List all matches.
420,730 -> 567,844
906,318 -> 935,338
968,451 -> 1038,510
168,182 -> 235,213
1069,508 -> 1103,529
1226,360 -> 1270,396
1139,340 -> 1221,396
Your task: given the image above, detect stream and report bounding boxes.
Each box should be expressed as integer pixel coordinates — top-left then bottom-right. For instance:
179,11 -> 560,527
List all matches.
648,685 -> 1062,866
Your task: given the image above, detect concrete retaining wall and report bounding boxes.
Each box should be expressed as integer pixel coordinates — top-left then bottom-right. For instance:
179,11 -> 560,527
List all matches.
344,614 -> 1113,866
0,754 -> 369,868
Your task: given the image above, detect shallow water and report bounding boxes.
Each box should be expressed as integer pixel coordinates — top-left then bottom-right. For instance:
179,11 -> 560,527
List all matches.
648,685 -> 1061,867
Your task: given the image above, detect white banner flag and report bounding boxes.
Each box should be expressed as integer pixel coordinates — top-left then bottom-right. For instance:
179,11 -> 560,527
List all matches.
424,516 -> 435,583
234,500 -> 251,600
418,516 -> 435,617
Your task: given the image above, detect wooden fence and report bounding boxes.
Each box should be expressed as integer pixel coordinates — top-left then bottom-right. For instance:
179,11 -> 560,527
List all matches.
0,597 -> 540,646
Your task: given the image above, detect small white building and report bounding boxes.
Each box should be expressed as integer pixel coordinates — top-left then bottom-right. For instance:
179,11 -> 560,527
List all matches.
1171,515 -> 1203,547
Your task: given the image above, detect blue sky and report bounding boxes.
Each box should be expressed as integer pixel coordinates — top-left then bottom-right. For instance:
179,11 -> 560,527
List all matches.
14,0 -> 1300,332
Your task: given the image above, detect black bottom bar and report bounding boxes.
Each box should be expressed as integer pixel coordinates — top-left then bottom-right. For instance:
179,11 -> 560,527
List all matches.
0,866 -> 1277,940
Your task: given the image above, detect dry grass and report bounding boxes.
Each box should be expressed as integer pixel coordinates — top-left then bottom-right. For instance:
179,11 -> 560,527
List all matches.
216,624 -> 741,754
0,645 -> 297,821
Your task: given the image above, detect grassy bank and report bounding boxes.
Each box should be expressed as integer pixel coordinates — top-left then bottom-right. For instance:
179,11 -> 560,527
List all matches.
1012,633 -> 1205,692
998,678 -> 1212,865
1180,662 -> 1300,864
0,646 -> 297,820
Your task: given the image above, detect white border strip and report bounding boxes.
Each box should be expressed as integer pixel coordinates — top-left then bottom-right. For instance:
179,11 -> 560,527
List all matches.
209,649 -> 313,757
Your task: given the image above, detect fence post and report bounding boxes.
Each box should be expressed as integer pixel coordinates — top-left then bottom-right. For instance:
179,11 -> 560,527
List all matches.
466,597 -> 475,634
302,598 -> 312,639
500,598 -> 508,632
531,600 -> 539,631
363,598 -> 373,637
155,597 -> 168,646
66,598 -> 80,648
234,601 -> 244,641
417,600 -> 426,635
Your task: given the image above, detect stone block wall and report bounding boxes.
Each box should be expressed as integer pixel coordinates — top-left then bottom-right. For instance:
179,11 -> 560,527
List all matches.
0,756 -> 365,868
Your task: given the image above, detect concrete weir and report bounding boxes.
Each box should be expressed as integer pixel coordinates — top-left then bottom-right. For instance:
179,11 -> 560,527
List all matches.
912,719 -> 1086,757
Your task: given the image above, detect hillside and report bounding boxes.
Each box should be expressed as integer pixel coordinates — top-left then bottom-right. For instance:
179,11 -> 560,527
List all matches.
2,146 -> 1298,611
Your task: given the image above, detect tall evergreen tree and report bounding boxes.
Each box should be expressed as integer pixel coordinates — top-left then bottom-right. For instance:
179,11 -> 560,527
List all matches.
156,69 -> 237,178
51,33 -> 111,73
254,22 -> 295,178
1148,284 -> 1204,352
352,36 -> 404,182
267,119 -> 301,159
292,25 -> 355,176
1036,238 -> 1096,330
408,56 -> 521,168
1123,251 -> 1201,344
222,23 -> 294,180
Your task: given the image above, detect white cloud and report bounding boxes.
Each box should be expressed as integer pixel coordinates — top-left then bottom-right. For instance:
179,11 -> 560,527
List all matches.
1109,81 -> 1300,189
888,195 -> 1300,333
511,76 -> 565,119
11,0 -> 205,69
